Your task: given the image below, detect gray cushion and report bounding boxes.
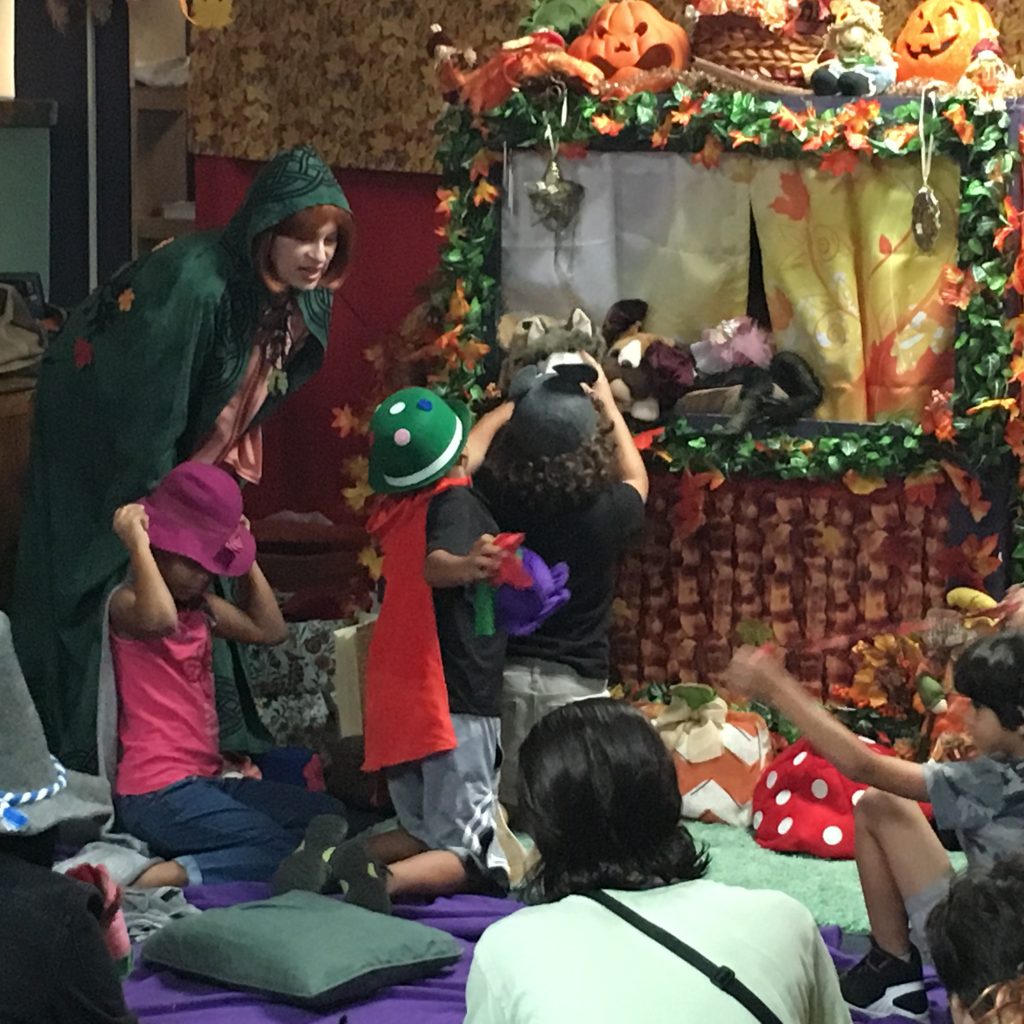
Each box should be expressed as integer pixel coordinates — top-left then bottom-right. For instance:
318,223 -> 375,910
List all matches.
142,890 -> 462,1008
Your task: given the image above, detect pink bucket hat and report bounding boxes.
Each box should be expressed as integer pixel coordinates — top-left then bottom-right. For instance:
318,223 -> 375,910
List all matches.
140,462 -> 256,577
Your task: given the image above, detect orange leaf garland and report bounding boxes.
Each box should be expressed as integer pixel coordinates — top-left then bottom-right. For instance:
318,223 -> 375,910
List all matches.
922,389 -> 956,442
1006,417 -> 1024,459
904,469 -> 943,507
959,534 -> 1002,584
940,265 -> 976,309
448,279 -> 470,322
330,405 -> 363,438
730,129 -> 761,148
468,149 -> 501,182
771,106 -> 810,133
692,134 -> 724,169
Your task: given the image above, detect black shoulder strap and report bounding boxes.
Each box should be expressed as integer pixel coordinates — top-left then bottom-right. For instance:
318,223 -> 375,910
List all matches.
582,890 -> 783,1024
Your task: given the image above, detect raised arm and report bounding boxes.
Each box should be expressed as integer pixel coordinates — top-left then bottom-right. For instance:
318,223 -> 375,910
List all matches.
725,646 -> 929,802
424,534 -> 503,588
463,402 -> 514,475
108,504 -> 179,638
208,557 -> 288,646
580,352 -> 649,502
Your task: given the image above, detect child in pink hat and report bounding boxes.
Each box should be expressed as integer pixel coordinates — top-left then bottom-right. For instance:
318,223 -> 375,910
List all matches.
105,462 -> 361,888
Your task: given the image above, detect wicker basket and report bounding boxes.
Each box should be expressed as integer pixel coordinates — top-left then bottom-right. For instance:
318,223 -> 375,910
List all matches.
692,11 -> 830,87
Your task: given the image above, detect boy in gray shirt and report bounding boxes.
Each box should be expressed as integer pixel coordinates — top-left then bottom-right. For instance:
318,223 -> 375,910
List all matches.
727,632 -> 1024,1023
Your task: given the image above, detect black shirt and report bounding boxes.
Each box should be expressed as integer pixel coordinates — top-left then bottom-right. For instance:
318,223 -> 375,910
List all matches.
487,482 -> 645,679
0,851 -> 138,1024
426,485 -> 506,717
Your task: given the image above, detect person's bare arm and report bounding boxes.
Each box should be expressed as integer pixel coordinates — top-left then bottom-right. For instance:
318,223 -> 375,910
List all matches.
463,403 -> 514,475
580,352 -> 649,502
725,646 -> 929,801
208,559 -> 288,646
424,534 -> 503,588
109,504 -> 179,638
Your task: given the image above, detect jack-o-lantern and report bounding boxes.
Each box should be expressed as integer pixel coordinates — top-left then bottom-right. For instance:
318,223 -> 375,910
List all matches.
893,0 -> 996,84
567,0 -> 691,83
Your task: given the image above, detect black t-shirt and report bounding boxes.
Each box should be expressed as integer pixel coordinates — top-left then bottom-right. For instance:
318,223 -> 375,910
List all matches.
426,485 -> 506,717
487,482 -> 646,679
0,851 -> 138,1024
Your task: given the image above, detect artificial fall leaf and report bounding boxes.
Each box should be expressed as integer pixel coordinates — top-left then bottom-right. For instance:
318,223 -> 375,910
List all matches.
448,279 -> 470,322
435,187 -> 458,216
1013,251 -> 1024,296
801,124 -> 838,151
468,149 -> 501,182
729,129 -> 761,149
691,134 -> 724,169
819,149 -> 861,178
1011,316 -> 1024,354
592,114 -> 625,136
363,344 -> 386,373
994,195 -> 1022,253
943,104 -> 975,145
940,265 -> 975,310
922,389 -> 956,442
633,426 -> 666,451
843,130 -> 871,152
358,545 -> 384,581
771,106 -> 810,133
960,533 -> 1002,583
671,97 -> 704,127
459,339 -> 490,370
330,405 -> 362,438
842,470 -> 885,495
904,470 -> 943,507
472,179 -> 500,207
1005,417 -> 1024,459
343,454 -> 369,484
966,397 -> 1017,414
881,123 -> 918,152
343,479 -> 374,513
837,98 -> 880,135
117,288 -> 135,312
941,460 -> 992,523
770,171 -> 810,221
73,337 -> 93,369
675,470 -> 716,537
611,597 -> 638,625
650,115 -> 672,150
1012,355 -> 1024,384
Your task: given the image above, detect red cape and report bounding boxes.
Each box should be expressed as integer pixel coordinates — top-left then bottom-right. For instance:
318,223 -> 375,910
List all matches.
361,477 -> 469,772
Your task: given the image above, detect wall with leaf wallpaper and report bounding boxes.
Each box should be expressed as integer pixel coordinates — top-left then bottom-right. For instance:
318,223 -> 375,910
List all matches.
188,0 -> 1024,174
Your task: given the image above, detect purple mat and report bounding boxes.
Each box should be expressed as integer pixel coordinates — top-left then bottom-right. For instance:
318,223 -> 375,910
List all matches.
124,885 -> 951,1023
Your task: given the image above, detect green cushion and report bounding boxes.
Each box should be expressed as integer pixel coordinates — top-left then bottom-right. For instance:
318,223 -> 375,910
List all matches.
142,891 -> 462,1008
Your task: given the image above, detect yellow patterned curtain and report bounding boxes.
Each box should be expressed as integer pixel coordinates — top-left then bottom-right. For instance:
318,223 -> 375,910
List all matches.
749,157 -> 959,422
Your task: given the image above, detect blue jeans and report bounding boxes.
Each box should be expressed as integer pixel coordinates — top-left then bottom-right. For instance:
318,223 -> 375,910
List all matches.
115,776 -> 362,885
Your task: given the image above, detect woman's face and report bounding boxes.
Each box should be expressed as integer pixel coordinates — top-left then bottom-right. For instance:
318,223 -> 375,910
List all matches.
270,224 -> 338,291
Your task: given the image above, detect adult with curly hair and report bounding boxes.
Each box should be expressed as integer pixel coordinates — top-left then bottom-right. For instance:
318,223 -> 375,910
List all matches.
475,354 -> 648,815
927,853 -> 1024,1024
464,699 -> 849,1024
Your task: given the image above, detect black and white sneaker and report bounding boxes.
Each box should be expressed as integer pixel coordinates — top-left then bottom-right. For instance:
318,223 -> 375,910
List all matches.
840,941 -> 929,1021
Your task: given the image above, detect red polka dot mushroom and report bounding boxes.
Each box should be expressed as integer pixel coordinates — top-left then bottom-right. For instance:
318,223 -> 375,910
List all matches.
751,736 -> 897,859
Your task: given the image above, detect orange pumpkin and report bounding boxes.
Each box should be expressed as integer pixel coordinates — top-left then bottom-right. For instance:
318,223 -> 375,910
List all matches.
893,0 -> 997,84
567,0 -> 690,83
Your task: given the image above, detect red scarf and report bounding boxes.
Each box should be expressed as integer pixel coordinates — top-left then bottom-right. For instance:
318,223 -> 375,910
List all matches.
361,477 -> 470,772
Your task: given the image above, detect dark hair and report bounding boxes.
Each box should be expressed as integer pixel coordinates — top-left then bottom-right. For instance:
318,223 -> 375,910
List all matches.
518,698 -> 709,902
252,204 -> 355,294
483,414 -> 618,517
954,633 -> 1024,732
927,854 -> 1024,1013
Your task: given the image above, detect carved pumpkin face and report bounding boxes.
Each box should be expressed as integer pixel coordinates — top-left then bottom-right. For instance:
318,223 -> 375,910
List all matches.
894,0 -> 996,84
567,0 -> 690,83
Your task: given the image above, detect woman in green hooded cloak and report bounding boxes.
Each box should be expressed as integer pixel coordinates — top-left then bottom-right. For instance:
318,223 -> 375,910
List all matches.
12,146 -> 354,771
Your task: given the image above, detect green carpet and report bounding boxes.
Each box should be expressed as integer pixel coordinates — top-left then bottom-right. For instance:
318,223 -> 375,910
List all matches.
688,822 -> 967,933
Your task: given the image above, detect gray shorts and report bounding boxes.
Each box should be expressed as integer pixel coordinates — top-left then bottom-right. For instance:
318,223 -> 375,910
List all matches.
386,713 -> 508,886
500,657 -> 608,808
906,867 -> 955,959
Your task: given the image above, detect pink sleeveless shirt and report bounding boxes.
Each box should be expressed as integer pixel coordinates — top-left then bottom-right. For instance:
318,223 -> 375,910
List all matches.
110,606 -> 223,796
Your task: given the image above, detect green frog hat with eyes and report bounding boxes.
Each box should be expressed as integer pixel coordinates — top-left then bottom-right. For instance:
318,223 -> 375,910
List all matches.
369,388 -> 473,495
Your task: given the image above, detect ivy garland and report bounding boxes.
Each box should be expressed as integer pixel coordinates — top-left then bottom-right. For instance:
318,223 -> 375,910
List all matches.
430,84 -> 1024,555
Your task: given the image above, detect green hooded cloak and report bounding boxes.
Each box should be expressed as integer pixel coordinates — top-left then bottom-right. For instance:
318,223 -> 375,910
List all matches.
11,146 -> 351,772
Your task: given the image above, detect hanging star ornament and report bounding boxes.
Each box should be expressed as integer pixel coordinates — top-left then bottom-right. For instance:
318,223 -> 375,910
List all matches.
527,157 -> 584,234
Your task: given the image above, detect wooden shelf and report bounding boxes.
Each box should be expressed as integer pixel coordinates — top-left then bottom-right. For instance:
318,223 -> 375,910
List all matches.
131,85 -> 186,113
136,215 -> 196,241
